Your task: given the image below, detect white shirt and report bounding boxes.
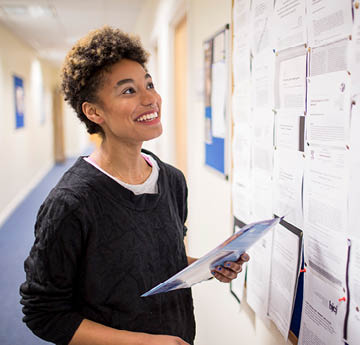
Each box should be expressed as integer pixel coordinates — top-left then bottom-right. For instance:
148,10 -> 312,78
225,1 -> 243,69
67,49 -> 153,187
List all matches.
83,153 -> 159,195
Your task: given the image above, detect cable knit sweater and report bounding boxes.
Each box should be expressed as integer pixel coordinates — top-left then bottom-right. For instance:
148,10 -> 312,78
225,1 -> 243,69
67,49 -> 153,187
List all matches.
20,150 -> 196,345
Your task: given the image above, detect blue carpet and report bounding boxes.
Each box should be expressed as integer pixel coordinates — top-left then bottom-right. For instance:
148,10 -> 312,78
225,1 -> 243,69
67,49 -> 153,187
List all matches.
0,156 -> 81,344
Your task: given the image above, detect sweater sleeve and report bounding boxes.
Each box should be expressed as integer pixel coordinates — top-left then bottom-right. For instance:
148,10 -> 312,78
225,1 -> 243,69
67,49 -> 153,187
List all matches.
19,191 -> 85,345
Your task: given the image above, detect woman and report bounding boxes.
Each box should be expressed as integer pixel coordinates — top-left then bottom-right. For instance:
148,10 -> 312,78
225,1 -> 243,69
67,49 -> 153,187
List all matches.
20,26 -> 248,345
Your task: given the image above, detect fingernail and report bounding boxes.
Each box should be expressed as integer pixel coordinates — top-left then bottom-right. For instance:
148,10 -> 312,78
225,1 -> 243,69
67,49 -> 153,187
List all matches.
226,263 -> 231,267
211,271 -> 216,275
217,266 -> 222,271
242,254 -> 249,260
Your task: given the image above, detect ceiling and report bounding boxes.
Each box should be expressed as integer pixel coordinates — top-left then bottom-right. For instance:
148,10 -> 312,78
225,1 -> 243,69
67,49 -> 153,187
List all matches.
0,0 -> 149,65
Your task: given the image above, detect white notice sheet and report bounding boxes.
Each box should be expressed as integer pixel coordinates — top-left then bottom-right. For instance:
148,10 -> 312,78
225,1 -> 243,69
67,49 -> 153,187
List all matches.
348,3 -> 360,96
268,223 -> 301,340
211,61 -> 227,138
273,0 -> 307,51
252,53 -> 275,109
251,0 -> 273,55
273,149 -> 304,230
304,145 -> 349,235
307,71 -> 351,147
310,38 -> 349,77
232,182 -> 253,224
307,0 -> 352,48
232,82 -> 252,125
347,237 -> 360,345
275,110 -> 305,152
246,229 -> 273,316
275,48 -> 307,111
233,124 -> 252,185
233,0 -> 251,82
299,230 -> 349,345
349,97 -> 360,237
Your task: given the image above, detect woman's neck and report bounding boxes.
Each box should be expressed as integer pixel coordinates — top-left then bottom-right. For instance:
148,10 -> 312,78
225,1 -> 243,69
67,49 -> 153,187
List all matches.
89,139 -> 151,185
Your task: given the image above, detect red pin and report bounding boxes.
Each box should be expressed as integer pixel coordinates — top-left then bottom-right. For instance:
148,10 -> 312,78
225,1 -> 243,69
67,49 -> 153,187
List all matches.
338,297 -> 346,302
300,268 -> 306,273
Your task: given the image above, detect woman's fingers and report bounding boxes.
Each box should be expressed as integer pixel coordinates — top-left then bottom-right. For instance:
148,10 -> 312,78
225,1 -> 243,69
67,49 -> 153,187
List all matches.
211,252 -> 250,283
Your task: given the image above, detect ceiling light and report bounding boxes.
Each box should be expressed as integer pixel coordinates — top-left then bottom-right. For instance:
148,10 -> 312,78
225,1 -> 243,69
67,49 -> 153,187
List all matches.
0,4 -> 54,18
1,5 -> 28,16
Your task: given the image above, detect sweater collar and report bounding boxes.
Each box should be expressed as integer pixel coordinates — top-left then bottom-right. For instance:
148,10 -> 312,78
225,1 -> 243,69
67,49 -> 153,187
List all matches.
69,150 -> 166,211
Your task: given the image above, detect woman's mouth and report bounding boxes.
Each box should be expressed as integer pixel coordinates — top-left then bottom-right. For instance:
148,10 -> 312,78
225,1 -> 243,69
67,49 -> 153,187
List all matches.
135,112 -> 159,122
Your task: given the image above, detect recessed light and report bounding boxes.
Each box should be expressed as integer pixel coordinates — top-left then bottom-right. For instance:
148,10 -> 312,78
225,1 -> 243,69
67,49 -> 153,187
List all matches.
0,4 -> 54,18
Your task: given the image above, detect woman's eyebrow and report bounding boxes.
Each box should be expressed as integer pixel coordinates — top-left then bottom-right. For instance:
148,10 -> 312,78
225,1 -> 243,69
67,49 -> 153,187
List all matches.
115,74 -> 152,89
115,78 -> 133,88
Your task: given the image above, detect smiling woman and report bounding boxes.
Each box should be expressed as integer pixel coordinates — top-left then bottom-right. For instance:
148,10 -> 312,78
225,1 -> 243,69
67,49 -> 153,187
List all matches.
19,26 -> 248,345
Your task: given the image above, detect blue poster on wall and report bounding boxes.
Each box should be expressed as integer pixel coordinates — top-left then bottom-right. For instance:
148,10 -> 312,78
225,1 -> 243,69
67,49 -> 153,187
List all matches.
14,75 -> 25,129
204,25 -> 229,178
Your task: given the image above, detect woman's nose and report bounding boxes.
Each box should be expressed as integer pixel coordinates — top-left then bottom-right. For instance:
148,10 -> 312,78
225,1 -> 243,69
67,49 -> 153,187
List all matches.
141,89 -> 157,106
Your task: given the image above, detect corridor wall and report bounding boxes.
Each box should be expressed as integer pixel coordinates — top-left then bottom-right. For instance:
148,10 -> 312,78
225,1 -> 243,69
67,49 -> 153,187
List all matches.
0,24 -> 88,226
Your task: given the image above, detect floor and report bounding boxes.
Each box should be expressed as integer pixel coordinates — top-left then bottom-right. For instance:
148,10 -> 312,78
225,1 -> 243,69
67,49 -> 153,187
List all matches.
0,157 -> 78,344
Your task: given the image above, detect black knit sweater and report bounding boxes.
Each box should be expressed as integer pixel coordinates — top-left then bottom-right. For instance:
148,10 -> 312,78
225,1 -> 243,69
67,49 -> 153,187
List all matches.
20,150 -> 196,345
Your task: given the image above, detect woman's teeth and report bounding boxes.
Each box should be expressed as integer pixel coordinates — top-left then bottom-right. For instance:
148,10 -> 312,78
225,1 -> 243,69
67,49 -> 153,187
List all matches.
136,112 -> 158,122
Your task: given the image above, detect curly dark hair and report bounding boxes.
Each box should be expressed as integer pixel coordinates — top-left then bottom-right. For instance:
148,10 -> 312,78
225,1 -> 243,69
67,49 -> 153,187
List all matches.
61,26 -> 149,136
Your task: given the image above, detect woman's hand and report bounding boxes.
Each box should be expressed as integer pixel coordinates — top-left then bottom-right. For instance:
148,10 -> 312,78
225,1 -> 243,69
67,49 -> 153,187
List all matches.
211,252 -> 250,283
146,334 -> 190,345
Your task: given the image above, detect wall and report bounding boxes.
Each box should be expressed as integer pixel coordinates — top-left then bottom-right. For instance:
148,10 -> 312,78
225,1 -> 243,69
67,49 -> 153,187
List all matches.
0,24 -> 88,227
141,1 -> 289,344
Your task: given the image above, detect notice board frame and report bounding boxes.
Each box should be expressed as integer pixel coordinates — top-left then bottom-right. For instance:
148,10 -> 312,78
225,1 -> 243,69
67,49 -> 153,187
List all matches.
203,24 -> 231,179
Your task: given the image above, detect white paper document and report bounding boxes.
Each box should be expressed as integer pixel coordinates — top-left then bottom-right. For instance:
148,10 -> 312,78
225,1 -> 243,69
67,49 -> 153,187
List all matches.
347,237 -> 360,345
232,182 -> 253,224
310,38 -> 349,77
252,53 -> 275,109
274,111 -> 305,152
211,61 -> 227,138
349,98 -> 360,237
307,0 -> 352,47
304,145 -> 349,235
299,230 -> 349,345
232,82 -> 252,125
275,48 -> 307,111
273,0 -> 307,51
348,3 -> 360,96
233,124 -> 252,185
307,71 -> 351,147
252,168 -> 273,220
251,0 -> 273,55
233,0 -> 252,82
268,223 -> 302,340
246,229 -> 274,316
273,149 -> 304,230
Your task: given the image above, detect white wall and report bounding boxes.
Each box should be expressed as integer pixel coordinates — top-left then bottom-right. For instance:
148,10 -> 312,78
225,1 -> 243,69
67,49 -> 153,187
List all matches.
0,24 -> 89,227
63,102 -> 90,158
0,24 -> 56,226
139,1 -> 290,344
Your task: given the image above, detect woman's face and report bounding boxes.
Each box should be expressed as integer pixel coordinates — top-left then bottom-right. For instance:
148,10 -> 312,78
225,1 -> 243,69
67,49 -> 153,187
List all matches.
95,59 -> 162,144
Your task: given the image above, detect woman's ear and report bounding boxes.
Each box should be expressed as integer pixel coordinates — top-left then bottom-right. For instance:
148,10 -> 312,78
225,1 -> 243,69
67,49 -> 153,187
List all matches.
82,101 -> 104,125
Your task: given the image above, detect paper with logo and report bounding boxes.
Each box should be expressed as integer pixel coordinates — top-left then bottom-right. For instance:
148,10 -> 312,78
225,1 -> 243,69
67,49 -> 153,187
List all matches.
141,217 -> 282,297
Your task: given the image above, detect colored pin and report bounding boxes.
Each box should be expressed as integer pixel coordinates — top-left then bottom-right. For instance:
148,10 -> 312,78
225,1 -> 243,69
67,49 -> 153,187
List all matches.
338,297 -> 346,302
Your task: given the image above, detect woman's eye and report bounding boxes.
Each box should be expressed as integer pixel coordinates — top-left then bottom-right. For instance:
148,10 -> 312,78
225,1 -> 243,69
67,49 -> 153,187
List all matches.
123,87 -> 135,94
147,82 -> 155,89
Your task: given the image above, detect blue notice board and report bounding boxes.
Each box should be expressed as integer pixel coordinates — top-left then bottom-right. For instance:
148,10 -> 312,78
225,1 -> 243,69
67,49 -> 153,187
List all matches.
204,25 -> 229,178
205,106 -> 225,174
